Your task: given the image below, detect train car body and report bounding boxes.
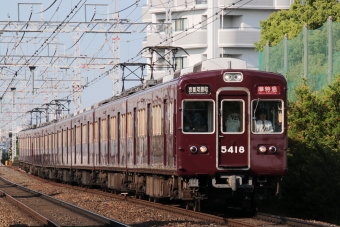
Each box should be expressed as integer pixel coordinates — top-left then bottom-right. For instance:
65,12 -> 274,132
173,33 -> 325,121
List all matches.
18,58 -> 287,211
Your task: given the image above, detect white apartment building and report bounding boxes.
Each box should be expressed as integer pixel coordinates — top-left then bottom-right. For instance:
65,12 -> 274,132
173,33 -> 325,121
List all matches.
142,0 -> 293,79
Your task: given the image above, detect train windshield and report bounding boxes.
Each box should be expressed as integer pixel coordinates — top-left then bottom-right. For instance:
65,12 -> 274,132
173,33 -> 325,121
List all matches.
182,100 -> 214,133
252,100 -> 283,133
221,100 -> 244,133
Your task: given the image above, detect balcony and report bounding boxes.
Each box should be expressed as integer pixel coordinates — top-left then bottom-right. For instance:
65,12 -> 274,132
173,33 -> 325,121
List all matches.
147,0 -> 173,13
175,0 -> 207,7
143,30 -> 207,49
143,34 -> 163,47
218,0 -> 292,9
145,0 -> 207,12
218,28 -> 260,47
142,6 -> 152,21
173,30 -> 207,48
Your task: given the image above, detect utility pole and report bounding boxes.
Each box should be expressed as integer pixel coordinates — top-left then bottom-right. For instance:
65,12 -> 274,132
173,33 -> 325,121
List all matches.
164,0 -> 173,76
11,87 -> 16,163
111,0 -> 121,96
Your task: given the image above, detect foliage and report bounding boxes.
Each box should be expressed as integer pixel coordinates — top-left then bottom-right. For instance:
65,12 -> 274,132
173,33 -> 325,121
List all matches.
261,76 -> 340,224
255,0 -> 340,51
1,150 -> 7,165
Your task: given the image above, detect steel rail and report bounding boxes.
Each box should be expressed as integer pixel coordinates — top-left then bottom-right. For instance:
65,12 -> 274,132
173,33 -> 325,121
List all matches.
0,191 -> 58,226
256,213 -> 333,227
0,176 -> 129,227
12,167 -> 336,227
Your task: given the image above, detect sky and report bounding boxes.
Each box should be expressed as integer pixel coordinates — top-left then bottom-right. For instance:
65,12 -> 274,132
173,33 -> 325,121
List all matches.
0,0 -> 148,115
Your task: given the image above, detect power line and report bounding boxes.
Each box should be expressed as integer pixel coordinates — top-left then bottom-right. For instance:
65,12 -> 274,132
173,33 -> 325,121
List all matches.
0,0 -> 87,100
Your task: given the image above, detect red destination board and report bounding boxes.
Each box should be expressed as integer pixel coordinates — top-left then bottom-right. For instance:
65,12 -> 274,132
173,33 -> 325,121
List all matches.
256,85 -> 280,95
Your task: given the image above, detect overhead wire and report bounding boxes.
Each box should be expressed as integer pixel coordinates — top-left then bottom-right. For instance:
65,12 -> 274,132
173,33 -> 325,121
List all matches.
34,0 -> 58,14
96,0 -> 140,15
1,0 -> 63,69
0,0 -> 253,129
1,0 -> 87,113
0,0 -> 87,100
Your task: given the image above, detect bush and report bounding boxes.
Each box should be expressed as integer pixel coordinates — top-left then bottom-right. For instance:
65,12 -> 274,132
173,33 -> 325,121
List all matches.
260,76 -> 340,224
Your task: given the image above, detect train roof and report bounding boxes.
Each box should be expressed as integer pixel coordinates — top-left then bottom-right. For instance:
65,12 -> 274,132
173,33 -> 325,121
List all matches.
21,58 -> 265,132
163,58 -> 249,83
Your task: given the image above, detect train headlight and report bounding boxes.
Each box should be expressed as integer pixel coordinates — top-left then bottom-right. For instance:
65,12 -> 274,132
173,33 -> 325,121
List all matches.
223,73 -> 243,82
200,146 -> 208,153
269,146 -> 277,154
258,146 -> 267,153
190,146 -> 198,153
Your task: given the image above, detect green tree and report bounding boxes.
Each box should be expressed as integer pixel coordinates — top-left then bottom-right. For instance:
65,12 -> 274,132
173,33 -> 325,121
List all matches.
255,0 -> 340,51
261,76 -> 340,224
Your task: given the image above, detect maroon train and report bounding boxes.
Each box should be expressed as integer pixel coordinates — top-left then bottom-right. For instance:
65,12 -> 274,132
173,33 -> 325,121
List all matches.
18,58 -> 287,211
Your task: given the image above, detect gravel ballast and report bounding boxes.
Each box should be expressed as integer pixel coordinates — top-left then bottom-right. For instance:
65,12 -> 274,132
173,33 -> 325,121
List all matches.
0,167 -> 222,227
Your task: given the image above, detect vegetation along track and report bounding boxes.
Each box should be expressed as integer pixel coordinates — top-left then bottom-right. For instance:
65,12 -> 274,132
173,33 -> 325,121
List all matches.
12,167 -> 335,227
0,175 -> 128,227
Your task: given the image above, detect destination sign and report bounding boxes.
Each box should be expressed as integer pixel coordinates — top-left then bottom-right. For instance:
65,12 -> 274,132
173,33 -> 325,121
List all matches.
256,85 -> 280,95
186,85 -> 210,95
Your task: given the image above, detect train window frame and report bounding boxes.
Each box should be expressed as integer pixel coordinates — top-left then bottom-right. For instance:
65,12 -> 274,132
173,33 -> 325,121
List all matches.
82,124 -> 88,143
251,99 -> 284,134
67,128 -> 71,147
110,116 -> 117,140
138,108 -> 146,137
101,119 -> 107,142
169,101 -> 174,135
152,104 -> 162,135
221,99 -> 245,134
121,114 -> 126,139
44,135 -> 48,150
62,130 -> 66,147
127,112 -> 133,138
89,123 -> 93,143
181,99 -> 215,134
49,134 -> 52,149
94,121 -> 99,142
58,131 -> 62,148
76,126 -> 81,145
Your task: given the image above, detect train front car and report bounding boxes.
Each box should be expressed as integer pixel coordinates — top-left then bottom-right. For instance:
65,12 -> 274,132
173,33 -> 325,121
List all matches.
176,60 -> 287,211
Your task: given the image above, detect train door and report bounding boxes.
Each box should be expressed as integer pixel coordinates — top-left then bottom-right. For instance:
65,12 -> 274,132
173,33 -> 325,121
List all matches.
133,108 -> 137,165
117,112 -> 120,165
163,100 -> 167,166
217,90 -> 249,169
147,104 -> 151,165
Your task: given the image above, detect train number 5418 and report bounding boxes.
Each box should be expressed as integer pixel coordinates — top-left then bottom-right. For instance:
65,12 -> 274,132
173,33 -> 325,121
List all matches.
221,146 -> 245,153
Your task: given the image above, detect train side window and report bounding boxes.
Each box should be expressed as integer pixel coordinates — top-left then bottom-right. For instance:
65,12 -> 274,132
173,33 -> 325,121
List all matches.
45,135 -> 48,150
252,100 -> 283,133
222,100 -> 244,133
49,134 -> 52,149
127,113 -> 133,138
82,124 -> 87,143
182,100 -> 214,133
152,105 -> 161,135
110,116 -> 117,140
101,119 -> 107,141
121,114 -> 126,139
40,136 -> 43,151
58,131 -> 62,148
68,128 -> 71,147
169,101 -> 173,134
138,109 -> 146,137
94,121 -> 99,142
89,123 -> 93,143
63,130 -> 67,146
76,126 -> 81,145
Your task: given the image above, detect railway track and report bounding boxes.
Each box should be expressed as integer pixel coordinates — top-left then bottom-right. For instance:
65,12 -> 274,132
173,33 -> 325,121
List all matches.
0,175 -> 128,227
5,167 -> 336,227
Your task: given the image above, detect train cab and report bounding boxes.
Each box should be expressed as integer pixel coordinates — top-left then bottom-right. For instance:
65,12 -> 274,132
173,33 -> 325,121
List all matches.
176,58 -> 287,201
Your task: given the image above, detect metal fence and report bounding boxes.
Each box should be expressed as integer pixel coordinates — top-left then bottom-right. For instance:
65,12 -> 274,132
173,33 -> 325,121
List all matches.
259,17 -> 340,101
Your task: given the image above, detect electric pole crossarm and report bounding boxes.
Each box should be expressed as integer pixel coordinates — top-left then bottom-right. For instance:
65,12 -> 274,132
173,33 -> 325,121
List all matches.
0,21 -> 167,33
